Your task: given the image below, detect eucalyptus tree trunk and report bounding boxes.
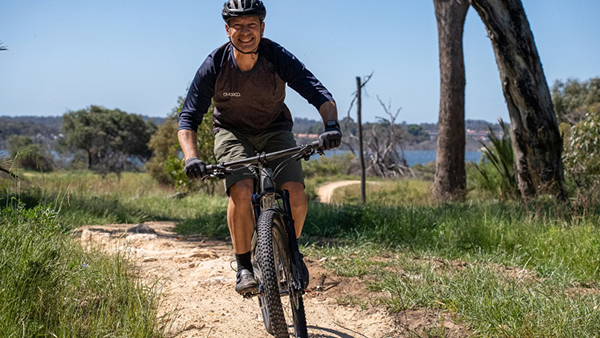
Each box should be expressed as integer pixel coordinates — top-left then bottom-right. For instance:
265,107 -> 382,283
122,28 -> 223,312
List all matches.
470,0 -> 566,199
432,0 -> 470,201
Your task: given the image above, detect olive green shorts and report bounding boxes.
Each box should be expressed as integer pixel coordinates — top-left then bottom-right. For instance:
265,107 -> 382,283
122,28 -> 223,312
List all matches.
213,129 -> 304,194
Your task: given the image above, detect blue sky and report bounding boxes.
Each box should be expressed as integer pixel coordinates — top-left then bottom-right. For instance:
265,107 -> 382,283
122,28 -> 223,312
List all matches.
1,0 -> 598,124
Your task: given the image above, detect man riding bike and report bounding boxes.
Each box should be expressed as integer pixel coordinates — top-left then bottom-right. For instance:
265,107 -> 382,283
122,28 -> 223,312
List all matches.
177,0 -> 342,296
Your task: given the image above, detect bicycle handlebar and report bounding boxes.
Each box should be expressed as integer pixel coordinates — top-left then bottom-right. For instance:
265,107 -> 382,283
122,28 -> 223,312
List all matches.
203,140 -> 323,180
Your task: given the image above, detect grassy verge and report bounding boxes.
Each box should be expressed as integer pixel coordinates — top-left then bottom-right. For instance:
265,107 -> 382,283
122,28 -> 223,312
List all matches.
2,171 -> 229,230
330,179 -> 433,205
303,201 -> 600,337
1,172 -> 169,336
0,203 -> 165,337
310,243 -> 600,337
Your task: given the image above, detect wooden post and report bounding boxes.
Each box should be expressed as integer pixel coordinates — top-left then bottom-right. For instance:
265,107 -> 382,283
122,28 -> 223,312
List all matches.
356,76 -> 366,204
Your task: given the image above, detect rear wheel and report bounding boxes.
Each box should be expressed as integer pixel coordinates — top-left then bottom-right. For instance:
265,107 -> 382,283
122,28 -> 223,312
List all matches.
254,208 -> 307,338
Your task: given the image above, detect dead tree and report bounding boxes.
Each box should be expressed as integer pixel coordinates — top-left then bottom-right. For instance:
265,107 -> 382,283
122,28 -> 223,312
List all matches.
433,0 -> 470,201
470,0 -> 566,199
347,98 -> 413,178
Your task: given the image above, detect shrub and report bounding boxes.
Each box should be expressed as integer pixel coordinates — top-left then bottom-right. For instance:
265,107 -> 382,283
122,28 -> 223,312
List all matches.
563,107 -> 600,205
147,98 -> 217,194
472,119 -> 518,200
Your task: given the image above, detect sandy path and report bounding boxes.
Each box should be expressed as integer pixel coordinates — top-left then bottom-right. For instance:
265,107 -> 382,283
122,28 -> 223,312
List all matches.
75,221 -> 399,338
316,180 -> 362,204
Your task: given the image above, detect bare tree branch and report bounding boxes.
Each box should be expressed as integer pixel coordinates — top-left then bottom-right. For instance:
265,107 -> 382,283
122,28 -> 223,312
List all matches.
345,94 -> 413,178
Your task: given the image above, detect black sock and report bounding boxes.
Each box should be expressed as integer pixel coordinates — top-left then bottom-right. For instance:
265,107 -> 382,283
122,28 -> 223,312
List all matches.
235,251 -> 253,273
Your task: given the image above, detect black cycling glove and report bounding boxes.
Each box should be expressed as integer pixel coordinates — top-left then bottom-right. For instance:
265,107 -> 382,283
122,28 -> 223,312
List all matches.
184,157 -> 207,179
318,120 -> 342,150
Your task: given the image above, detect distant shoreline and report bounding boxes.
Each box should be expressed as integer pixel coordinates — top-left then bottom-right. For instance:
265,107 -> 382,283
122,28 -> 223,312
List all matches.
323,149 -> 482,166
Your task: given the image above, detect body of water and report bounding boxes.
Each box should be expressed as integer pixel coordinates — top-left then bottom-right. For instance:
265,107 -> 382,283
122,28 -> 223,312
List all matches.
324,149 -> 481,166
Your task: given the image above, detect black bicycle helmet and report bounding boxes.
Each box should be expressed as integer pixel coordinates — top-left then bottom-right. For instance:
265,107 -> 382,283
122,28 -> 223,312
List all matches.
222,0 -> 267,22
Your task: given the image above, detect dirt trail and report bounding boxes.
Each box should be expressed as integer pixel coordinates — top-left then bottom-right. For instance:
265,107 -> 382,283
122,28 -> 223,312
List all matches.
316,180 -> 361,203
75,221 -> 399,338
316,180 -> 384,204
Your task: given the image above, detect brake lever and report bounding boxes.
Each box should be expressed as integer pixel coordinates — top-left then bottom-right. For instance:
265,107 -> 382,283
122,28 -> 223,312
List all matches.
201,164 -> 228,180
297,145 -> 315,161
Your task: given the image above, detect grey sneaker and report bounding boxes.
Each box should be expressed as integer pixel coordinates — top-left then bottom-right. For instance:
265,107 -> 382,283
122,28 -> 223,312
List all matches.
235,268 -> 259,296
299,254 -> 309,289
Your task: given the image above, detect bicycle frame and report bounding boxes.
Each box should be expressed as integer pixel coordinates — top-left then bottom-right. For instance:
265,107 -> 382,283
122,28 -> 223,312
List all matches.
251,167 -> 305,292
205,140 -> 321,293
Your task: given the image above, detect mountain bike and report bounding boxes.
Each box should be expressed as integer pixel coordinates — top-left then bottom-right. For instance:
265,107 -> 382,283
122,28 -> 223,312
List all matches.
202,141 -> 323,338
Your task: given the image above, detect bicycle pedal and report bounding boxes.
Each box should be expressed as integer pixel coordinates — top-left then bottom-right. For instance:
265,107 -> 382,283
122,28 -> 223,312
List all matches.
241,285 -> 262,299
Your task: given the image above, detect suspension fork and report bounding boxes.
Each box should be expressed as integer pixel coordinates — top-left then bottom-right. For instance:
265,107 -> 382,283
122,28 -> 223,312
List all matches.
280,189 -> 305,291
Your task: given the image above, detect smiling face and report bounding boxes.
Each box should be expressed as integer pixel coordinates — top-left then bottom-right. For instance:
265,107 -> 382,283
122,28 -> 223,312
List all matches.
225,16 -> 265,54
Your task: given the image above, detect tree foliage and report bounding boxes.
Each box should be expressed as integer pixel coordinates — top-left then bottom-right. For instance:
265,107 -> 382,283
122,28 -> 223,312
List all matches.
61,106 -> 156,177
562,105 -> 600,206
550,77 -> 600,204
564,109 -> 600,182
146,98 -> 217,193
552,77 -> 600,125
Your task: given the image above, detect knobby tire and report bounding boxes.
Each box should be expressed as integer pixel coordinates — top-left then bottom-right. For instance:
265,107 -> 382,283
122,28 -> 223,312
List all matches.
255,208 -> 308,338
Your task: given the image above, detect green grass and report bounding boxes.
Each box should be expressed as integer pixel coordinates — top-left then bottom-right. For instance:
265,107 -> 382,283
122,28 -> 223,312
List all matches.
330,179 -> 432,205
2,171 -> 229,229
308,243 -> 600,337
4,171 -> 600,337
0,203 -> 166,337
303,201 -> 600,337
304,201 -> 600,281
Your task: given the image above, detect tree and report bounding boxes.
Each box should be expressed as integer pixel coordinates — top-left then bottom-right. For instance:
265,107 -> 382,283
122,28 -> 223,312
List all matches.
554,76 -> 600,204
61,106 -> 156,177
432,0 -> 470,201
470,0 -> 566,200
147,97 -> 217,193
563,106 -> 600,205
552,77 -> 600,125
346,98 -> 413,178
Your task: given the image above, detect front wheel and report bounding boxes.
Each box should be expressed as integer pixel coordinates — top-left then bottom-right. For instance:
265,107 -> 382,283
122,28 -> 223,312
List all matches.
254,208 -> 308,338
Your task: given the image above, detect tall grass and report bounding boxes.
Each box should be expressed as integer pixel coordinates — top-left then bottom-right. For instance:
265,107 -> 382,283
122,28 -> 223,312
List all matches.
1,171 -> 229,229
0,204 -> 165,337
304,201 -> 600,282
